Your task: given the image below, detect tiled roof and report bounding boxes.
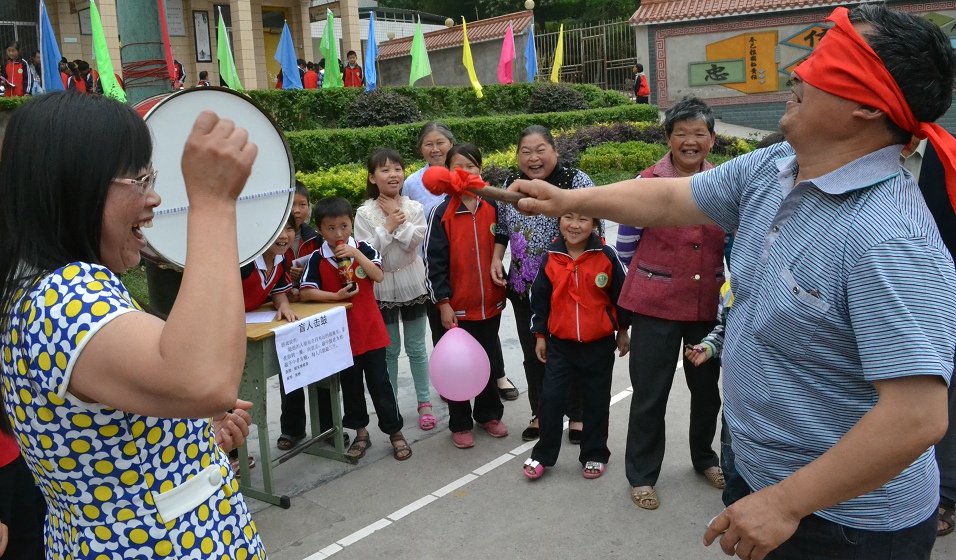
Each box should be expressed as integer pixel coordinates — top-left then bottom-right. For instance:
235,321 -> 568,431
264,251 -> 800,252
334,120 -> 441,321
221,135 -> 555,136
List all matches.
378,10 -> 533,60
630,0 -> 847,25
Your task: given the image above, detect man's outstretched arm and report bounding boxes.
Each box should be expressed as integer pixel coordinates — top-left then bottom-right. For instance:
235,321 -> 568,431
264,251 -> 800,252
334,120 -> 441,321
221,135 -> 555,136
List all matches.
509,176 -> 715,228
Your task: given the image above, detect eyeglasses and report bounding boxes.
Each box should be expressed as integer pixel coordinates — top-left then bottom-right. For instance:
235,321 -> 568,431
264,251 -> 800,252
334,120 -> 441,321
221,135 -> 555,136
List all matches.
115,169 -> 158,195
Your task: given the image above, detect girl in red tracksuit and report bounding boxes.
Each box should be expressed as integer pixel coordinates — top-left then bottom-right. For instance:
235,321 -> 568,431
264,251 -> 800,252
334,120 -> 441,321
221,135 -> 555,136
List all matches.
522,212 -> 631,480
424,144 -> 508,449
2,42 -> 34,97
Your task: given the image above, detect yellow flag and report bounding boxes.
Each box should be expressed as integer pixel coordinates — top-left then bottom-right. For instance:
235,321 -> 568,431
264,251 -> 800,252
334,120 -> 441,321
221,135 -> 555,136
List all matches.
550,24 -> 564,83
462,18 -> 483,99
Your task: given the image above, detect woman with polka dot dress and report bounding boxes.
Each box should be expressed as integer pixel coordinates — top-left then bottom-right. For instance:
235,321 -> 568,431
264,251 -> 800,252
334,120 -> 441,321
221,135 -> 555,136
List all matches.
0,93 -> 267,558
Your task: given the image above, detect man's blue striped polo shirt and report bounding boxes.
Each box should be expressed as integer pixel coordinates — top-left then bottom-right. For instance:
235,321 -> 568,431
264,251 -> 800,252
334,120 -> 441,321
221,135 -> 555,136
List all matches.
691,141 -> 956,531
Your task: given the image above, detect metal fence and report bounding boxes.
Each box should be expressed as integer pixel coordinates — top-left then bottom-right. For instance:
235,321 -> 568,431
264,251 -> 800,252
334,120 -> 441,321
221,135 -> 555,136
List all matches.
535,20 -> 637,96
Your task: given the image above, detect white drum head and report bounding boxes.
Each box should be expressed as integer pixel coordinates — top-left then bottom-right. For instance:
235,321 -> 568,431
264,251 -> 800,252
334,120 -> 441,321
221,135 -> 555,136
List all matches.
140,88 -> 294,269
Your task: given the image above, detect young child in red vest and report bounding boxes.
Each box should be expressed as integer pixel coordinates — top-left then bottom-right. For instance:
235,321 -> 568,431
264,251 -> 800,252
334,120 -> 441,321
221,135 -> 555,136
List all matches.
424,143 -> 509,449
522,212 -> 630,480
300,197 -> 411,461
240,214 -> 298,320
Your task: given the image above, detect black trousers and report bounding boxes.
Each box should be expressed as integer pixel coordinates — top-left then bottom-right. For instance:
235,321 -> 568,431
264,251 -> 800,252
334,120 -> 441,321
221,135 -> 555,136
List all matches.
625,313 -> 721,487
447,316 -> 506,432
531,336 -> 614,467
279,382 -> 335,438
0,454 -> 46,559
340,347 -> 404,435
509,292 -> 582,421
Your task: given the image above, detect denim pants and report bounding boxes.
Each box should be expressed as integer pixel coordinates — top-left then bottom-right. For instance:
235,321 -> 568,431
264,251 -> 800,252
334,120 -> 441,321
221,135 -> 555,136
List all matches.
340,347 -> 404,435
384,312 -> 431,404
767,511 -> 937,559
720,414 -> 749,507
531,336 -> 614,467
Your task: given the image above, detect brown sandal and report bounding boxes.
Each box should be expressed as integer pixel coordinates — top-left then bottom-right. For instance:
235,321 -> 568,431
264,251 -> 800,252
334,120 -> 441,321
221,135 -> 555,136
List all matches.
631,487 -> 659,510
389,432 -> 412,461
347,434 -> 372,460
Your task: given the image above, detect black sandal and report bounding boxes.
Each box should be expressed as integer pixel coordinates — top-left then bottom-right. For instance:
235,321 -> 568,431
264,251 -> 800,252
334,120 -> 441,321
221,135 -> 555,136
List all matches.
276,433 -> 305,451
497,377 -> 519,401
389,432 -> 412,461
521,417 -> 539,441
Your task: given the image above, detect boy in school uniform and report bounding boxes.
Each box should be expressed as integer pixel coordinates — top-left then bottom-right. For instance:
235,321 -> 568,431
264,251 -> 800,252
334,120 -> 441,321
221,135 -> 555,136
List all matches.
300,197 -> 411,461
343,51 -> 364,88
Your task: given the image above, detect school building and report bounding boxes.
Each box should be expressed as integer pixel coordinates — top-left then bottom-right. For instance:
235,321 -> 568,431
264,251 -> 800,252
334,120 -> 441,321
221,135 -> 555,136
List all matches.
1,0 -> 386,92
629,0 -> 956,132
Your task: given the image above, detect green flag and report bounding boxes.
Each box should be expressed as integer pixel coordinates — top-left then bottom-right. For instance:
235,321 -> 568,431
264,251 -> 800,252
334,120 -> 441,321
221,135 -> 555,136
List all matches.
319,9 -> 343,88
409,17 -> 431,86
217,6 -> 243,90
89,0 -> 125,102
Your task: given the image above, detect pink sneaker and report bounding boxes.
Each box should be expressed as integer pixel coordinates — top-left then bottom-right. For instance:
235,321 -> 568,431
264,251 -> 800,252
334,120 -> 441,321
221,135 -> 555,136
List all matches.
479,420 -> 509,438
452,430 -> 475,448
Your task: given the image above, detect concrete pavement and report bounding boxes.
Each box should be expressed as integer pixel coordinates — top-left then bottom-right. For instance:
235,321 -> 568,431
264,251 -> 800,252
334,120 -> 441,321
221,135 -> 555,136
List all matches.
243,219 -> 956,560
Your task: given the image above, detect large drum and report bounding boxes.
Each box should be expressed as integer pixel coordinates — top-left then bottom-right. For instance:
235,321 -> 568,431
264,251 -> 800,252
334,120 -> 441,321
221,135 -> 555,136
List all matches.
134,87 -> 294,270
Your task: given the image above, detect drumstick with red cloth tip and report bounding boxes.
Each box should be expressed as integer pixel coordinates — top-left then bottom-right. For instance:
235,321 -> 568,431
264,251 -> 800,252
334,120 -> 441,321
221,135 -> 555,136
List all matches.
422,166 -> 526,205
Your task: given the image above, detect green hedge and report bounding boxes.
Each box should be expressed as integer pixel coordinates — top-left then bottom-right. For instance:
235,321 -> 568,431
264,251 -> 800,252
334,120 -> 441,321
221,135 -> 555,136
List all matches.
247,84 -> 633,131
578,141 -> 739,176
0,97 -> 27,112
289,103 -> 659,171
298,139 -> 746,210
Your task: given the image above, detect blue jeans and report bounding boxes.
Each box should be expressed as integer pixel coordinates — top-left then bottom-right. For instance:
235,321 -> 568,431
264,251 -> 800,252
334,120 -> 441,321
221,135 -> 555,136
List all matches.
720,414 -> 750,507
767,511 -> 937,560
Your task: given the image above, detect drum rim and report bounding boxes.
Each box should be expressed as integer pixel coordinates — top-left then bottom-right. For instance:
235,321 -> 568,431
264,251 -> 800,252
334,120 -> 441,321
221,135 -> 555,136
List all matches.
137,86 -> 296,269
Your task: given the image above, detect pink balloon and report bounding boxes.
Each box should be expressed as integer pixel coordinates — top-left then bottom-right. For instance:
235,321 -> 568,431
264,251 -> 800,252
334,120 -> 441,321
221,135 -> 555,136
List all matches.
429,326 -> 490,401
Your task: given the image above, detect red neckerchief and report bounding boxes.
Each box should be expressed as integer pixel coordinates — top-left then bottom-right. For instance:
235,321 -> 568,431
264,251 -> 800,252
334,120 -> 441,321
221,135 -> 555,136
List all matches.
422,166 -> 487,224
797,7 -> 956,212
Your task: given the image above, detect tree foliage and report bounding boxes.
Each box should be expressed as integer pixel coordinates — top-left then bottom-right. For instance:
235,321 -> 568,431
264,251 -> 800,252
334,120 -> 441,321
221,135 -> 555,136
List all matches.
377,0 -> 638,24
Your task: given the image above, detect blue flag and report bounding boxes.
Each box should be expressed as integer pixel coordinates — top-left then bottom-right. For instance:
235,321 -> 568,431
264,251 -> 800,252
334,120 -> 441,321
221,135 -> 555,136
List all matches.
274,22 -> 302,89
39,1 -> 65,91
524,25 -> 538,83
364,12 -> 378,91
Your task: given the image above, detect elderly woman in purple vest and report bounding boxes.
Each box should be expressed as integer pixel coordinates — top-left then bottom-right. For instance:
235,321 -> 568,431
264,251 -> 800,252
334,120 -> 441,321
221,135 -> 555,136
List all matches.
616,96 -> 729,511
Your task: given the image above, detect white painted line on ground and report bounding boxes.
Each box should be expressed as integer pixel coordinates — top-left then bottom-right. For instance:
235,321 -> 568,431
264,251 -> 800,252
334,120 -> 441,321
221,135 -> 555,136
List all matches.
307,387 -> 638,558
509,440 -> 537,455
472,452 -> 517,475
387,495 -> 438,521
610,388 -> 633,406
431,473 -> 479,497
337,518 -> 392,547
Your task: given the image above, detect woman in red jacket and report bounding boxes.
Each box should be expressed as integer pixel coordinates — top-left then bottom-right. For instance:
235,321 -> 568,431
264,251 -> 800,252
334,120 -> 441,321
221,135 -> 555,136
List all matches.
618,95 -> 727,511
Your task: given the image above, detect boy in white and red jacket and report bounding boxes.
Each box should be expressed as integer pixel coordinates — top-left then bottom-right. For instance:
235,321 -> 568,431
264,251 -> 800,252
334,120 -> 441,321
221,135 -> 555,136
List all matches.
522,212 -> 630,480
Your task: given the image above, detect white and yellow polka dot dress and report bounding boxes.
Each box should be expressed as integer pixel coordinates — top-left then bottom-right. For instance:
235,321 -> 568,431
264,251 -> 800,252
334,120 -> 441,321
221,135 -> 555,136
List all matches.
1,263 -> 267,559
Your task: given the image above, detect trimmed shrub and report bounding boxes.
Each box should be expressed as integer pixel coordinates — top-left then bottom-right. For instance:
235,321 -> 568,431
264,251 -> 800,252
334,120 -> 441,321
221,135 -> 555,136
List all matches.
345,90 -> 423,128
289,104 -> 660,171
527,83 -> 588,114
0,97 -> 27,112
247,83 -> 632,131
578,142 -> 669,173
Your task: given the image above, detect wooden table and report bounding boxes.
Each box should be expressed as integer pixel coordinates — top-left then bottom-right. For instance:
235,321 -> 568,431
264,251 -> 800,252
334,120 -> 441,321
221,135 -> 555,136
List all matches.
238,301 -> 353,508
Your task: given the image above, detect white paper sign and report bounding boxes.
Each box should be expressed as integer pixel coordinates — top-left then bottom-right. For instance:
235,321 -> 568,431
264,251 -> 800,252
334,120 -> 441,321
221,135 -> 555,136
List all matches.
272,306 -> 352,393
165,0 -> 187,36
